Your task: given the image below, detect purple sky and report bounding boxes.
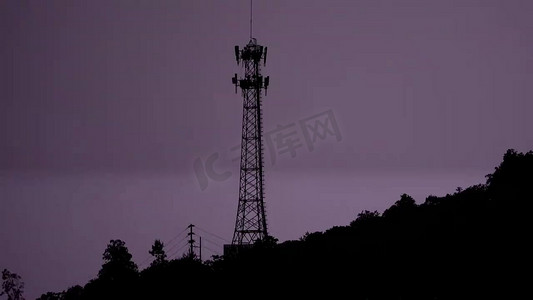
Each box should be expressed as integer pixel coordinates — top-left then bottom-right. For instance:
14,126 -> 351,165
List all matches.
1,0 -> 533,298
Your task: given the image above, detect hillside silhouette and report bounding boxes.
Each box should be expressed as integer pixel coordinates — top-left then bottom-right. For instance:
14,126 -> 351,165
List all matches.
35,149 -> 532,299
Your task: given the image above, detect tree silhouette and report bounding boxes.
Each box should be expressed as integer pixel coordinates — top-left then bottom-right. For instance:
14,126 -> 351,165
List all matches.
36,292 -> 61,300
98,239 -> 138,281
253,235 -> 278,249
62,285 -> 83,300
1,269 -> 25,300
382,193 -> 416,218
149,239 -> 167,267
34,149 -> 533,299
37,285 -> 83,300
350,209 -> 380,226
486,149 -> 533,202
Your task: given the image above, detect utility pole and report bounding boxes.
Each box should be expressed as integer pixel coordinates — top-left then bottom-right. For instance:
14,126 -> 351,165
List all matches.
187,224 -> 195,259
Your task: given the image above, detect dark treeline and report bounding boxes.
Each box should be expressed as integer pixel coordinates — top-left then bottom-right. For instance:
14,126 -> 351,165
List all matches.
37,149 -> 532,299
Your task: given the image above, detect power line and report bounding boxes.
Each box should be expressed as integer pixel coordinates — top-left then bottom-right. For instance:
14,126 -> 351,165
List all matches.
163,236 -> 188,253
140,225 -> 225,266
165,234 -> 189,249
167,243 -> 189,260
139,227 -> 191,268
166,245 -> 186,260
138,256 -> 152,268
164,227 -> 189,247
201,236 -> 224,248
195,226 -> 230,243
140,238 -> 188,268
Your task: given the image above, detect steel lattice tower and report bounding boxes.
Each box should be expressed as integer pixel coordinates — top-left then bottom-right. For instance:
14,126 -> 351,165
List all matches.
230,38 -> 270,246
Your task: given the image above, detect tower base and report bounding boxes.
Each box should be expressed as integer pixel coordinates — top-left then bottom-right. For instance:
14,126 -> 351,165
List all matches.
223,244 -> 253,258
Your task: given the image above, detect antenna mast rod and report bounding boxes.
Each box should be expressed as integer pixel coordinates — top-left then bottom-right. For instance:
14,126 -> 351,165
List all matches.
250,0 -> 253,38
